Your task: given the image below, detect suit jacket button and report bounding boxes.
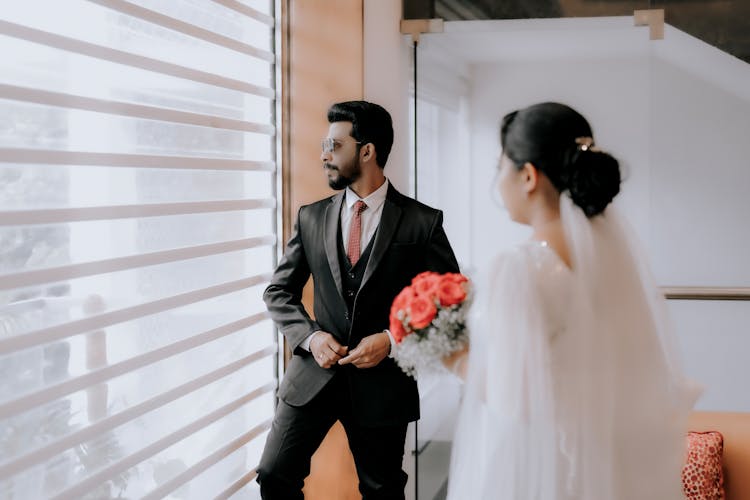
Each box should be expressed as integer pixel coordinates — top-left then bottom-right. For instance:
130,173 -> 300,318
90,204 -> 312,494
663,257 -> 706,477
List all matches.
344,311 -> 350,320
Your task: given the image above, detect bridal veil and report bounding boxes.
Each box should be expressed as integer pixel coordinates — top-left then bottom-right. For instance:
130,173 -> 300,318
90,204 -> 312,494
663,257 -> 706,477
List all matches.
447,195 -> 699,500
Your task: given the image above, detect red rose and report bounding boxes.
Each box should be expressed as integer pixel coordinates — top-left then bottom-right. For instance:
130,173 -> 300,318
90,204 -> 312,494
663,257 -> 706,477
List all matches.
389,315 -> 407,343
445,272 -> 469,284
408,294 -> 437,329
412,271 -> 439,284
412,273 -> 441,299
391,286 -> 416,316
437,277 -> 467,306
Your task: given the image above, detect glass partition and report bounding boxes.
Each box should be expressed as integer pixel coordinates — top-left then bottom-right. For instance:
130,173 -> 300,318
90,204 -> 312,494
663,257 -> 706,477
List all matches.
404,3 -> 750,498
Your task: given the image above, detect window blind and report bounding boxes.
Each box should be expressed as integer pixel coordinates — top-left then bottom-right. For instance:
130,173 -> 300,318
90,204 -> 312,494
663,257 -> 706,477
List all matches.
0,1 -> 278,499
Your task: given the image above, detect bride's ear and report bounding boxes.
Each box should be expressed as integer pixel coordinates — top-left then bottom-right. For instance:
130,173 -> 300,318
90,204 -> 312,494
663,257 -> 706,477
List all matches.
521,162 -> 539,194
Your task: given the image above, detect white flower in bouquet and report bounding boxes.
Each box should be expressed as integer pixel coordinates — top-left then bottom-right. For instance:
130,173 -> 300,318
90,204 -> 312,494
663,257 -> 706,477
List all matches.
389,271 -> 471,377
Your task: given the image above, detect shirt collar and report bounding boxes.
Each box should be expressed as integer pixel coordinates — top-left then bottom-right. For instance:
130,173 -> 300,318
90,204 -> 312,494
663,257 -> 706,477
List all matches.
345,178 -> 389,211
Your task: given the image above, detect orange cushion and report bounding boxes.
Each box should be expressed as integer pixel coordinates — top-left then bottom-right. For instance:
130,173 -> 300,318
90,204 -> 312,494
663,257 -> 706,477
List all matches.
682,431 -> 725,500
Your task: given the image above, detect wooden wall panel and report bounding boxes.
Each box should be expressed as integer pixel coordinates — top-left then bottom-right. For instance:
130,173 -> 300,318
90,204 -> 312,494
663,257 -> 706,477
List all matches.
289,0 -> 364,215
286,1 -> 363,499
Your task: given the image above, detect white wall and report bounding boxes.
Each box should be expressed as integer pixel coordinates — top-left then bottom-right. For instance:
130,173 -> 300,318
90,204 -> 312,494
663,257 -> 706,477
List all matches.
650,58 -> 750,287
672,300 -> 750,411
649,45 -> 750,411
363,0 -> 411,194
466,57 -> 653,270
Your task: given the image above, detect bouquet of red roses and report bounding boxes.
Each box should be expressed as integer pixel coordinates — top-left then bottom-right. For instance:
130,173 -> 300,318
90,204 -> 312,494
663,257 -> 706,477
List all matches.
389,271 -> 471,377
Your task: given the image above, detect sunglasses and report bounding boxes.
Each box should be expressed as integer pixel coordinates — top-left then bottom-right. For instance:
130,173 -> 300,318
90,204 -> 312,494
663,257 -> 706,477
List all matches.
321,137 -> 364,153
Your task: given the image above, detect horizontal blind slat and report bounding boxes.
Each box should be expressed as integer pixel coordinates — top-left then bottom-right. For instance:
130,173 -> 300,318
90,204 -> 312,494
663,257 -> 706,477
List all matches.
0,20 -> 274,98
0,149 -> 275,171
0,346 -> 275,479
213,468 -> 259,500
0,235 -> 275,289
0,274 -> 272,355
51,383 -> 275,500
0,84 -> 276,134
141,419 -> 272,500
87,0 -> 275,62
0,312 -> 270,421
210,0 -> 274,26
85,0 -> 274,62
0,199 -> 276,225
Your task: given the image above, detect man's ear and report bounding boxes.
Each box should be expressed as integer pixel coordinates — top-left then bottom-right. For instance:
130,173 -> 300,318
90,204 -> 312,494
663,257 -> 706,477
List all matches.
522,162 -> 539,194
360,143 -> 375,163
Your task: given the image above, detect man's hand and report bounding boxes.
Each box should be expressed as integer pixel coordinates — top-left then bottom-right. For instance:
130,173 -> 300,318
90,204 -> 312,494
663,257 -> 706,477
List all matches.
338,331 -> 391,369
310,332 -> 348,369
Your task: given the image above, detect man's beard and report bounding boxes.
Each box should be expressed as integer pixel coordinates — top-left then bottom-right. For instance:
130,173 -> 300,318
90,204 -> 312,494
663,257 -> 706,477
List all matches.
325,158 -> 361,190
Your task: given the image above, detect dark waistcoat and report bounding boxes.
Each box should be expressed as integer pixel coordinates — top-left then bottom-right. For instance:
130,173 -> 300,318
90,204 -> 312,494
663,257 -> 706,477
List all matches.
337,225 -> 376,317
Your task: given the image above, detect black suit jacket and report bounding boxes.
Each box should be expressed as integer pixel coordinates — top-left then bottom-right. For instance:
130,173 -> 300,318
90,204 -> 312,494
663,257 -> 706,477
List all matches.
263,183 -> 460,426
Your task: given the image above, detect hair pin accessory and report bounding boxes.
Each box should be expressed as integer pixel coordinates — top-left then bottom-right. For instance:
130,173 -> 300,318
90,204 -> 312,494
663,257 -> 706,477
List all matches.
575,136 -> 600,152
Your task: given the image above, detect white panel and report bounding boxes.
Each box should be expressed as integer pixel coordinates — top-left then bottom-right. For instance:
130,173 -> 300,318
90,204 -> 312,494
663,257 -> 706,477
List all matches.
0,21 -> 273,98
2,1 -> 273,85
122,0 -> 274,45
0,100 -> 274,159
0,166 -> 275,209
0,35 -> 273,121
670,300 -> 750,411
0,84 -> 274,134
650,58 -> 750,287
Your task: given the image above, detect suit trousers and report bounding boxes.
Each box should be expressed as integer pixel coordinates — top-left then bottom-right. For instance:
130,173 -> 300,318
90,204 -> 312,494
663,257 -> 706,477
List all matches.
257,372 -> 409,500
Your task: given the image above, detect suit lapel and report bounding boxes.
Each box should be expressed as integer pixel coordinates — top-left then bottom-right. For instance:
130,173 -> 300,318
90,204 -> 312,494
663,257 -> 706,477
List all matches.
324,192 -> 345,298
360,186 -> 402,290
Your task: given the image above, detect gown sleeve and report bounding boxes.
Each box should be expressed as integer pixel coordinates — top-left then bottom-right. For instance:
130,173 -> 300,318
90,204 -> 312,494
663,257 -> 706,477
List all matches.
448,246 -> 565,499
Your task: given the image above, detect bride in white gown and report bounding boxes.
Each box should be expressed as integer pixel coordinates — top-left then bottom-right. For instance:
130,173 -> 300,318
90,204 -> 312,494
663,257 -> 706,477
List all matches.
446,103 -> 699,499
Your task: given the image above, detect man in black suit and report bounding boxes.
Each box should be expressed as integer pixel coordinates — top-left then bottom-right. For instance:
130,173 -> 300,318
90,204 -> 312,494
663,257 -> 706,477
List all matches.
257,101 -> 459,500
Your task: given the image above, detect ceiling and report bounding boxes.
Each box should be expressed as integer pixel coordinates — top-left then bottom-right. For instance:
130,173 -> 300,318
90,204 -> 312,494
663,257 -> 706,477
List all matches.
404,0 -> 750,64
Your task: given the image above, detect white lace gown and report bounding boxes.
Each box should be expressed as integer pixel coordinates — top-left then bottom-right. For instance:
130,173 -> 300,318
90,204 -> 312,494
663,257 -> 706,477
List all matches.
447,197 -> 699,500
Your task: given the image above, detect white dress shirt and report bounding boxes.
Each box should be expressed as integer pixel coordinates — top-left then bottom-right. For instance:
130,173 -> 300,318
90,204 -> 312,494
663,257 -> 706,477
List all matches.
340,178 -> 389,254
301,179 -> 396,354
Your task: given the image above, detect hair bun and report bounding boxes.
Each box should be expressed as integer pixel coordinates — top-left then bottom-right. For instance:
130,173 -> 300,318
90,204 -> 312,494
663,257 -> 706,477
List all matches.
565,149 -> 621,217
499,102 -> 623,218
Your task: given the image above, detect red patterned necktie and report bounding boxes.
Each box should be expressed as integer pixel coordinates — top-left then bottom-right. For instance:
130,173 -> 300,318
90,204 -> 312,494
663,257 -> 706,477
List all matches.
347,200 -> 368,266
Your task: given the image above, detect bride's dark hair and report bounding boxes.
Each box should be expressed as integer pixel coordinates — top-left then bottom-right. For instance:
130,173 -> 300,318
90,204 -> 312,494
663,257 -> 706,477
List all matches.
500,102 -> 621,217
